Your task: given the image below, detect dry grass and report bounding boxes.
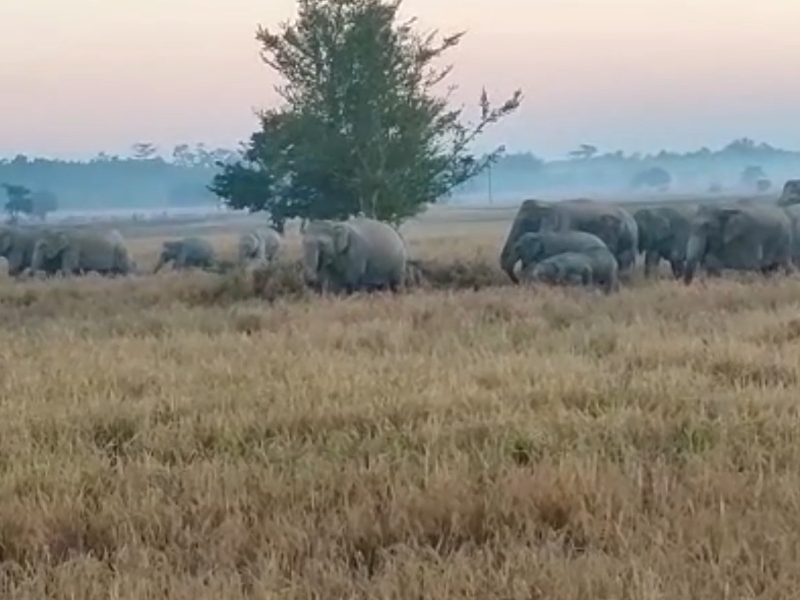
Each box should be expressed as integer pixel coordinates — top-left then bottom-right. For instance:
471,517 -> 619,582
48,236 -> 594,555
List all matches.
2,214 -> 800,599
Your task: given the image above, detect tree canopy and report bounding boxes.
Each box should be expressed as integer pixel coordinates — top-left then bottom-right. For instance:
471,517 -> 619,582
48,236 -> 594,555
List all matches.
209,0 -> 522,229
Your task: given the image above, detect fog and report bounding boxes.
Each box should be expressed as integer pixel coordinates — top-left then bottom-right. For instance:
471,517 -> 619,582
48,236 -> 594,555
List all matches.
1,137 -> 797,223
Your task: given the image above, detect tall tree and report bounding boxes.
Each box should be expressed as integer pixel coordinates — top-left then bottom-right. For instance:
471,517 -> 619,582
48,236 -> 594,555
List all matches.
131,142 -> 158,160
210,0 -> 522,229
2,183 -> 33,223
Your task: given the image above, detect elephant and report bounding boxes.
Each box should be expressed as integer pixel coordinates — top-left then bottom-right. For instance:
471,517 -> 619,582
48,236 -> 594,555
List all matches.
683,203 -> 794,284
0,226 -> 41,276
777,180 -> 800,207
237,227 -> 282,267
782,203 -> 800,266
301,217 -> 407,293
499,198 -> 638,281
503,229 -> 610,283
632,204 -> 697,278
153,237 -> 217,273
524,249 -> 620,293
30,228 -> 134,276
523,251 -> 591,286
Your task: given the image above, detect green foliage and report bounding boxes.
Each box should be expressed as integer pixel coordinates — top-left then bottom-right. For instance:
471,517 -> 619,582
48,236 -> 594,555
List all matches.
2,184 -> 60,222
30,190 -> 59,219
630,166 -> 672,191
209,0 -> 522,228
741,165 -> 766,185
2,183 -> 33,222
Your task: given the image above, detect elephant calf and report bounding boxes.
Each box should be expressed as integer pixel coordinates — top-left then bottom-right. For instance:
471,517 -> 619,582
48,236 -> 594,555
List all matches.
505,230 -> 611,282
524,249 -> 619,293
153,237 -> 217,273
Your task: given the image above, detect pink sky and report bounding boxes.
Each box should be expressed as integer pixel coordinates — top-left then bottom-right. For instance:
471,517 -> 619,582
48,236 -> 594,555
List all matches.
1,0 -> 798,159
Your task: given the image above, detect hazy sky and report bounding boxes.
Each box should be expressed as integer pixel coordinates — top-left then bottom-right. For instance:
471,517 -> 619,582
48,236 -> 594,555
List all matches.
1,0 -> 798,160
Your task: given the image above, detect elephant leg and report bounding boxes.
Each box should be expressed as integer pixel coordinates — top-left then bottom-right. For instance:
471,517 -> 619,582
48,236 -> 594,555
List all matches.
643,251 -> 660,278
670,259 -> 684,279
61,249 -> 80,276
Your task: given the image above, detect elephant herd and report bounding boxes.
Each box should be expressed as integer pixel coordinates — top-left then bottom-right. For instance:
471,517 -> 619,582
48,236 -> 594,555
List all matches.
4,178 -> 800,295
0,224 -> 284,279
499,184 -> 800,292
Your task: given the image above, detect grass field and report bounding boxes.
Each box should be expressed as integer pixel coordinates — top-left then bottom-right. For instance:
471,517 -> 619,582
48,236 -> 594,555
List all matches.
2,205 -> 800,598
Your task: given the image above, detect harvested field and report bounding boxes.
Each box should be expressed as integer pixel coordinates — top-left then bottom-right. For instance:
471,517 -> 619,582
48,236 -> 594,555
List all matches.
1,207 -> 799,599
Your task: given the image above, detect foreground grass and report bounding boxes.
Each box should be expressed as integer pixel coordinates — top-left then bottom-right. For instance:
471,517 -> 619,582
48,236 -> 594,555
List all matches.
2,241 -> 800,598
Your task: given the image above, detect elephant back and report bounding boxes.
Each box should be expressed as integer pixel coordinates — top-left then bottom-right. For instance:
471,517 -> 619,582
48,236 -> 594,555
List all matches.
74,230 -> 124,273
347,217 -> 408,284
184,237 -> 217,264
554,201 -> 638,259
778,180 -> 800,207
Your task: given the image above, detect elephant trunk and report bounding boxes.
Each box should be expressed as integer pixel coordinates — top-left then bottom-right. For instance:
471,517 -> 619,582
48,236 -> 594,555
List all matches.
500,246 -> 520,283
683,231 -> 706,284
302,243 -> 322,288
30,245 -> 44,273
152,255 -> 166,274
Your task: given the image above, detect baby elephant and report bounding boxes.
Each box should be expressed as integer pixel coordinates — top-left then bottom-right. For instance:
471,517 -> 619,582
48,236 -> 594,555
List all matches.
524,251 -> 593,286
525,249 -> 620,294
153,237 -> 217,273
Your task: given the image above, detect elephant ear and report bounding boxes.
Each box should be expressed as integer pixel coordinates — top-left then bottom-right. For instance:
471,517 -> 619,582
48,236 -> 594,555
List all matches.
722,212 -> 748,245
652,214 -> 671,240
333,224 -> 351,254
46,232 -> 69,257
600,214 -> 619,228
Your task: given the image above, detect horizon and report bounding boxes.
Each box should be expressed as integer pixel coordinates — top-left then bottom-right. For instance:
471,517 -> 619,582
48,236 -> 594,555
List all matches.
2,0 -> 799,160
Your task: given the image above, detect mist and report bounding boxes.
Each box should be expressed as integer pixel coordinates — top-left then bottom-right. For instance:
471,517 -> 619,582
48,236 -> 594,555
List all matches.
2,137 -> 796,223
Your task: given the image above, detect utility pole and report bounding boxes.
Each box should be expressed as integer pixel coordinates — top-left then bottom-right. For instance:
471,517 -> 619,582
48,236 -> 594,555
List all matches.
488,162 -> 493,205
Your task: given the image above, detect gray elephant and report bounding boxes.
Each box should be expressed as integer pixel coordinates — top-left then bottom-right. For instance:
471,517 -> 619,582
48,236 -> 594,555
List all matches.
238,227 -> 282,266
302,217 -> 407,293
153,237 -> 217,273
503,229 -> 610,282
522,252 -> 592,286
499,198 -> 638,280
683,204 -> 794,284
782,203 -> 800,266
777,180 -> 800,207
0,226 -> 41,276
633,204 -> 697,278
526,250 -> 620,293
30,228 -> 133,276
519,242 -> 619,294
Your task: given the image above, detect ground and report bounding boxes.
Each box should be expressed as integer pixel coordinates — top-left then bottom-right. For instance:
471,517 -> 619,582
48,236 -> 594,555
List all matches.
1,203 -> 799,599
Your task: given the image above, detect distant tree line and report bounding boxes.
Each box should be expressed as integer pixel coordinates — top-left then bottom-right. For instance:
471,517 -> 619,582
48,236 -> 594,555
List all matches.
0,143 -> 240,213
2,137 -> 800,215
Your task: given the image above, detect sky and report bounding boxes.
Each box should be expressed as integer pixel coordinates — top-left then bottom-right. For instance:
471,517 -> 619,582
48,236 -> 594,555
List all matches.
1,0 -> 798,160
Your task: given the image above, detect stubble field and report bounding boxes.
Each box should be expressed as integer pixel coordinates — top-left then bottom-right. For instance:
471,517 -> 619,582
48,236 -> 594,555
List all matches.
2,205 -> 800,599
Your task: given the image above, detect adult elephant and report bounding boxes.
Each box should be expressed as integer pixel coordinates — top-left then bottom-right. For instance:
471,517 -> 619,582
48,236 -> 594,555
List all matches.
301,217 -> 407,293
508,230 -> 618,293
499,198 -> 638,281
0,226 -> 41,276
683,203 -> 794,284
237,227 -> 282,267
153,237 -> 217,273
782,203 -> 800,266
632,204 -> 697,278
31,228 -> 134,276
777,180 -> 800,207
